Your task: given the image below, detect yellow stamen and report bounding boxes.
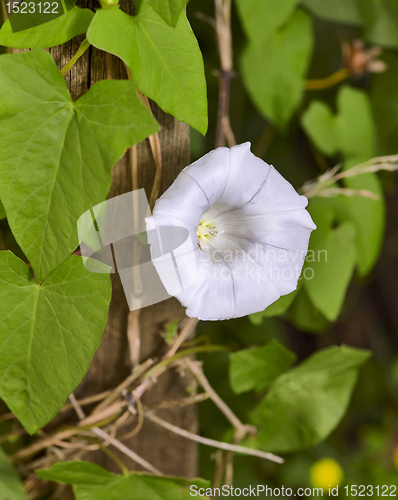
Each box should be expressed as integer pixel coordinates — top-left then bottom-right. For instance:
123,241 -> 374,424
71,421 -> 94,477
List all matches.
196,220 -> 223,240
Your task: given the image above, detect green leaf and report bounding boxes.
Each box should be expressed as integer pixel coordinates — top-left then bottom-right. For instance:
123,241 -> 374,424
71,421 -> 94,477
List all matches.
301,0 -> 363,25
248,345 -> 371,452
0,200 -> 6,220
301,86 -> 385,275
249,289 -> 298,324
360,0 -> 398,48
241,10 -> 313,128
303,200 -> 357,323
371,52 -> 398,154
234,0 -> 300,42
36,461 -> 209,499
0,49 -> 159,281
75,474 -> 209,500
87,3 -> 207,134
341,172 -> 384,276
304,221 -> 357,321
36,461 -> 116,484
285,287 -> 330,333
335,86 -> 375,161
302,0 -> 398,47
0,447 -> 27,500
7,0 -> 74,33
300,101 -> 339,156
146,0 -> 187,26
0,251 -> 111,433
370,52 -> 398,155
0,7 -> 94,48
336,87 -> 384,276
229,339 -> 297,394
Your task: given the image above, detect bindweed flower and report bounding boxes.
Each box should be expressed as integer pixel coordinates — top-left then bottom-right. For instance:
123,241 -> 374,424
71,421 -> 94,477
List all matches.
146,143 -> 316,321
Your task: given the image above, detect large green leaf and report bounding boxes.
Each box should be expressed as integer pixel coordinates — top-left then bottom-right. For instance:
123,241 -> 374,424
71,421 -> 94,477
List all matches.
0,447 -> 27,500
146,0 -> 187,26
234,0 -> 300,42
229,340 -> 297,394
0,7 -> 93,48
0,49 -> 159,281
36,461 -> 209,499
87,3 -> 207,134
241,10 -> 313,128
0,251 -> 111,433
248,345 -> 371,452
301,86 -> 385,276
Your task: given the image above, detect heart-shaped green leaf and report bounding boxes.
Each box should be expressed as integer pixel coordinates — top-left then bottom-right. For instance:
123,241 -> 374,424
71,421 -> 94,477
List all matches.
249,345 -> 371,452
0,251 -> 111,433
229,340 -> 297,394
0,49 -> 159,280
87,3 -> 207,134
241,10 -> 313,128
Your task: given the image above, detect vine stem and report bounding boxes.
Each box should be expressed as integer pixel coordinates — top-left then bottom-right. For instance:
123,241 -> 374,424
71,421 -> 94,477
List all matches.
69,393 -> 163,476
185,358 -> 257,489
91,427 -> 163,475
185,358 -> 255,437
141,410 -> 283,464
214,0 -> 236,148
305,68 -> 350,90
93,358 -> 155,413
300,155 -> 398,198
60,38 -> 91,77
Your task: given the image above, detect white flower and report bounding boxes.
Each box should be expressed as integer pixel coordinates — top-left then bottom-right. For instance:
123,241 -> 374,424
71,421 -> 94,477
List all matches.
147,142 -> 316,321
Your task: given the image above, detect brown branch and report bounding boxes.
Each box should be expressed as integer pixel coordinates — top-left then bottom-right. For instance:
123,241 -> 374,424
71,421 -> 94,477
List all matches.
185,358 -> 255,438
152,392 -> 209,410
214,0 -> 236,148
93,358 -> 155,413
143,410 -> 283,464
70,393 -> 163,476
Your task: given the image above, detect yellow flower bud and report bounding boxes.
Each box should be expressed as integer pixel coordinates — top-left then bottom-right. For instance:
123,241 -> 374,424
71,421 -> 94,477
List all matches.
310,458 -> 344,491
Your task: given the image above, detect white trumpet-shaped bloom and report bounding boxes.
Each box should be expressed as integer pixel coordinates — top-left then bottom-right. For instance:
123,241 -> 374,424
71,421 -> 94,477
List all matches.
147,142 -> 316,321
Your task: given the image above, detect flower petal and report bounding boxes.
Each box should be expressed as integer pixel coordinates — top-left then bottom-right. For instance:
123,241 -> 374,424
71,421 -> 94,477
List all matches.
149,143 -> 316,321
186,142 -> 272,211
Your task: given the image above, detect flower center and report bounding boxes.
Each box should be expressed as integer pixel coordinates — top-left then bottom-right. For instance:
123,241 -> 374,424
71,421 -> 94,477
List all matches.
196,219 -> 224,242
